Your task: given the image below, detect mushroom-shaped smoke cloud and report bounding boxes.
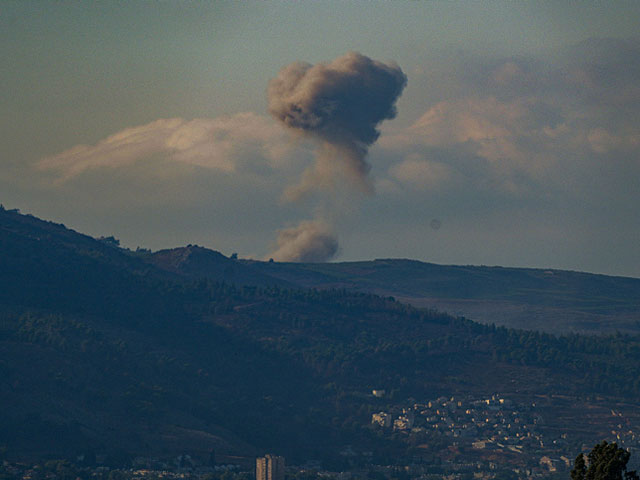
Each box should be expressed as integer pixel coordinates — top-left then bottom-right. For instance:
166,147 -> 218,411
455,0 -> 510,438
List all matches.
268,51 -> 407,199
266,52 -> 406,263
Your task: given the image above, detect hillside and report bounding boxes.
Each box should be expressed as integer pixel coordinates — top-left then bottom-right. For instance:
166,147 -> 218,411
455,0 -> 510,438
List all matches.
239,259 -> 640,335
2,207 -> 640,466
144,245 -> 640,335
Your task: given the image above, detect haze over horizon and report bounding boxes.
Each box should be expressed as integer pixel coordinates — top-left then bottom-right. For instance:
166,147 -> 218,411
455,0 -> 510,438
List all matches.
2,2 -> 640,277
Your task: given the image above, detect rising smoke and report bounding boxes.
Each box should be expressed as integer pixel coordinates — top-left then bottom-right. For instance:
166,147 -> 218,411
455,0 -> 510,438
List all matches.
266,52 -> 406,262
268,51 -> 407,199
269,220 -> 339,263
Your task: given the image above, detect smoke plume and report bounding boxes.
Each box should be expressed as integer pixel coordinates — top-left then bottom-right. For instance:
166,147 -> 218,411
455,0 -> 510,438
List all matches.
268,51 -> 407,198
266,52 -> 406,262
268,220 -> 339,263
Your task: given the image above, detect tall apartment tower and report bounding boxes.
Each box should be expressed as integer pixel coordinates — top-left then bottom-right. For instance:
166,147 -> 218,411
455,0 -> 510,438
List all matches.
256,454 -> 285,480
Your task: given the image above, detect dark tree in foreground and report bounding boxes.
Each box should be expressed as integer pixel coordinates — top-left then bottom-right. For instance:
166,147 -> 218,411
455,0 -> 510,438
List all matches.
571,441 -> 639,480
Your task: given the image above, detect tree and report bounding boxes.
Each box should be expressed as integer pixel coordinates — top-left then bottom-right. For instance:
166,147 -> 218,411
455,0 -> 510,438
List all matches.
571,441 -> 639,480
572,452 -> 587,480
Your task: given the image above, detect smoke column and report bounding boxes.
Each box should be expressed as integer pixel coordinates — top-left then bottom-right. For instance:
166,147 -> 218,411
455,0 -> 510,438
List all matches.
268,51 -> 407,198
267,52 -> 407,262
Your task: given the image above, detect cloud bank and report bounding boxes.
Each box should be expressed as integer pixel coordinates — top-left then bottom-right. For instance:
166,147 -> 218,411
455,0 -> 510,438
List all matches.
37,113 -> 292,182
382,38 -> 640,199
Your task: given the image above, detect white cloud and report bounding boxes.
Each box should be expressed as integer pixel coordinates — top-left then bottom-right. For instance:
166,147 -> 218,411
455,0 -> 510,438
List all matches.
383,96 -> 564,170
378,96 -> 565,197
37,113 -> 296,182
388,154 -> 452,190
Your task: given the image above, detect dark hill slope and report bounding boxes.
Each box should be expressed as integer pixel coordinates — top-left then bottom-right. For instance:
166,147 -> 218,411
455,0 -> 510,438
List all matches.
241,259 -> 640,334
0,208 -> 318,459
3,208 -> 640,463
0,208 -> 178,321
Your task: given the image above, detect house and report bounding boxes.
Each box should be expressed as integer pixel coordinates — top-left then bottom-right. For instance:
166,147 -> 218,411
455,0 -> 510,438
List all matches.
372,412 -> 392,427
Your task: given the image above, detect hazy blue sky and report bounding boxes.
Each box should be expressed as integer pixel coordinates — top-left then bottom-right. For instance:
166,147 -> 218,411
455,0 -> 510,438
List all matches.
2,1 -> 639,276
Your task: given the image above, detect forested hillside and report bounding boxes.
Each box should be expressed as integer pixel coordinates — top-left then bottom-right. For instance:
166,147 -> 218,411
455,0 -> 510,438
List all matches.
2,207 -> 640,464
142,244 -> 640,335
239,259 -> 640,335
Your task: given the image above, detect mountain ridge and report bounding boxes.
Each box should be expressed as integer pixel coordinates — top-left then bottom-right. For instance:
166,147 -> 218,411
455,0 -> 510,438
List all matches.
3,206 -> 640,464
4,205 -> 638,335
239,257 -> 640,335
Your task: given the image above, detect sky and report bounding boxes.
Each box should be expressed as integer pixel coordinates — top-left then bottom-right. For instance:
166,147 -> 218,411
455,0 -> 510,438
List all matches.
1,1 -> 639,277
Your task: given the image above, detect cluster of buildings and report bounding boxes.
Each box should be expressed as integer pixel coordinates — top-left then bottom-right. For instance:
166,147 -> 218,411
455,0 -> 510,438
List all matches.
372,394 -> 541,442
367,392 -> 640,477
369,394 -> 580,476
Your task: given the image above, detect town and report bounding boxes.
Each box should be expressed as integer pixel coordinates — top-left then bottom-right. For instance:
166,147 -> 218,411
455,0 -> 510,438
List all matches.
3,394 -> 639,480
366,392 -> 640,478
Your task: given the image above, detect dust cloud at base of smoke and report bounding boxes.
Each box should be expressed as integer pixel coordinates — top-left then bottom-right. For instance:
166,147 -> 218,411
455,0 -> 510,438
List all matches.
267,220 -> 339,263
